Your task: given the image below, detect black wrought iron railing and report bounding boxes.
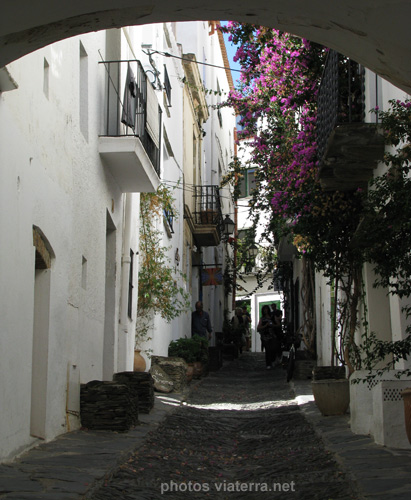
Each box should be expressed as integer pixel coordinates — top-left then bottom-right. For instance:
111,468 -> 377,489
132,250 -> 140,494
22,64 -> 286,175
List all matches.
317,50 -> 365,163
192,185 -> 223,233
99,59 -> 162,176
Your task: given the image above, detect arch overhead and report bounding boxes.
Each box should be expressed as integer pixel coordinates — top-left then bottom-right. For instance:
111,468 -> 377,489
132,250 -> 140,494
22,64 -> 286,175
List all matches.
0,1 -> 410,93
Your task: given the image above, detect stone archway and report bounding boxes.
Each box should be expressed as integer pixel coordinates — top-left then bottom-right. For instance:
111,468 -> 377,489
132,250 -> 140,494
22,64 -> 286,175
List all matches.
1,1 -> 410,93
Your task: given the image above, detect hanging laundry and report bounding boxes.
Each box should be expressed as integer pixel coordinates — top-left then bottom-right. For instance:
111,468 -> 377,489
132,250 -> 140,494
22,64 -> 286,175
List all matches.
121,63 -> 137,130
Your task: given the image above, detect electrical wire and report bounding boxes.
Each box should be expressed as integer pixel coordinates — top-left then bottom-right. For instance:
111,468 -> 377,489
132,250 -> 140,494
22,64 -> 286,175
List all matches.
158,179 -> 252,208
149,49 -> 244,74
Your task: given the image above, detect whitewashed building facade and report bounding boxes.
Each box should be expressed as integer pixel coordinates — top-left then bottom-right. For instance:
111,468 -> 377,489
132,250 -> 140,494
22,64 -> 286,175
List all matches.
0,21 -> 235,463
278,65 -> 411,449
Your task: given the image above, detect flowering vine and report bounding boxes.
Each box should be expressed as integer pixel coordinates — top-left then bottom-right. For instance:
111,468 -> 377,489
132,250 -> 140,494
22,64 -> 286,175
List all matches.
220,23 -> 411,376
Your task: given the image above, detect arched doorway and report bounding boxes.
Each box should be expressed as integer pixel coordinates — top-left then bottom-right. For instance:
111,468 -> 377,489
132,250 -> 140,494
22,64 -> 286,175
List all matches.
0,1 -> 410,94
31,226 -> 54,439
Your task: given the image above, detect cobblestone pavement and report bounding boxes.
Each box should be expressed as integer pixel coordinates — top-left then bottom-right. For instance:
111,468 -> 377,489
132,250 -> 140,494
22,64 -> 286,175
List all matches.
2,352 -> 411,499
87,353 -> 361,499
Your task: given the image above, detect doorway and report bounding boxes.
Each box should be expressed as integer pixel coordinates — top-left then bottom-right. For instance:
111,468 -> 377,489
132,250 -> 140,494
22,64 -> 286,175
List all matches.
30,227 -> 53,438
103,211 -> 117,380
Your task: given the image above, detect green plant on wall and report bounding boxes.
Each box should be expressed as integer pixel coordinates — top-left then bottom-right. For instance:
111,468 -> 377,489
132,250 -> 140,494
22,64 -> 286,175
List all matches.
353,99 -> 411,379
136,185 -> 190,349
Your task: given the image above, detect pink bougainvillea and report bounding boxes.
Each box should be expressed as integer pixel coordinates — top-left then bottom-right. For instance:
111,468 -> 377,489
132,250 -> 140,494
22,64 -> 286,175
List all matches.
219,23 -> 327,238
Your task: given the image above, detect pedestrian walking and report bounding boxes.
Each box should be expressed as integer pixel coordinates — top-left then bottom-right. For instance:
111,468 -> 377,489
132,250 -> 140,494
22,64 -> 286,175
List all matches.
191,301 -> 212,340
257,305 -> 280,369
242,306 -> 251,351
231,307 -> 246,354
272,306 -> 283,365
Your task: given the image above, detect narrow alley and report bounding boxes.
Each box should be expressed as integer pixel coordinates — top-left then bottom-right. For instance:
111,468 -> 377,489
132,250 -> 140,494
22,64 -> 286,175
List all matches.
87,353 -> 360,499
2,353 -> 411,499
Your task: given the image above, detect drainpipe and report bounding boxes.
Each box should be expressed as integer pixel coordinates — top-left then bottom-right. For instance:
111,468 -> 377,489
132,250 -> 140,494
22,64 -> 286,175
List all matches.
119,193 -> 133,370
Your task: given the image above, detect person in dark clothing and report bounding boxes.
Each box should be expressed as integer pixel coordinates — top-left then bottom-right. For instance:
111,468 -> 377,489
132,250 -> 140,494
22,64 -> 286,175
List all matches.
232,307 -> 246,354
191,301 -> 212,340
242,306 -> 251,351
270,304 -> 283,358
257,305 -> 280,369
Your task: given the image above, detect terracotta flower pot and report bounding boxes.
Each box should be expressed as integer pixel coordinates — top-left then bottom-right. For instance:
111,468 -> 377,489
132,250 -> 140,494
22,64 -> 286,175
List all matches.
133,349 -> 146,372
311,379 -> 350,416
186,363 -> 194,383
401,388 -> 411,445
193,361 -> 203,379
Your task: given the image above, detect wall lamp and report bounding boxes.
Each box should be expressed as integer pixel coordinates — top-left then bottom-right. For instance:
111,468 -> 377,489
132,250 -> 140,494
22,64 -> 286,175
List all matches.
223,214 -> 235,238
247,243 -> 259,259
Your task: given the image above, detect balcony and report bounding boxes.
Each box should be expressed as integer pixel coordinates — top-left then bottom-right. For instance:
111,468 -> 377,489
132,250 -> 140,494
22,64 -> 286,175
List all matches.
185,185 -> 223,247
317,51 -> 384,191
98,60 -> 162,193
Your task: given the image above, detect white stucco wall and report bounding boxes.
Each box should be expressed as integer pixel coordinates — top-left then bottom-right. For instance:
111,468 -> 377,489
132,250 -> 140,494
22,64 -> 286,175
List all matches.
175,21 -> 235,337
0,29 -> 144,461
314,271 -> 333,367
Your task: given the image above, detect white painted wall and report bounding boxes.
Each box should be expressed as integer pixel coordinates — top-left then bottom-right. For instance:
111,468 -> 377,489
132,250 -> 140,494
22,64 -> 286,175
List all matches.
0,29 -> 143,461
175,21 -> 236,337
314,271 -> 333,366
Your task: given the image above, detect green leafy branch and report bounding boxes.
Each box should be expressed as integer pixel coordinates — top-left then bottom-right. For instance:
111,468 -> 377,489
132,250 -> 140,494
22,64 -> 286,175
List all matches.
136,185 -> 190,347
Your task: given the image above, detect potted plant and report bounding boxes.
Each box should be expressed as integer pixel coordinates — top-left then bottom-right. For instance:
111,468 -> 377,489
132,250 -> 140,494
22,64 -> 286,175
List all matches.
135,186 -> 190,370
132,326 -> 152,372
168,337 -> 199,382
311,365 -> 350,416
133,347 -> 147,372
168,336 -> 209,380
310,270 -> 356,416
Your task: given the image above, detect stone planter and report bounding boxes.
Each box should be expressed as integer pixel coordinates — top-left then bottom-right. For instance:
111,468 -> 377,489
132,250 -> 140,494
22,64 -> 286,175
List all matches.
151,356 -> 188,391
312,378 -> 350,416
401,388 -> 411,445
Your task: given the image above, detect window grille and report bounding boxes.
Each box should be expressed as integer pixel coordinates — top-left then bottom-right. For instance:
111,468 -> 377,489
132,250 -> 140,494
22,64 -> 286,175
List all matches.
317,50 -> 365,163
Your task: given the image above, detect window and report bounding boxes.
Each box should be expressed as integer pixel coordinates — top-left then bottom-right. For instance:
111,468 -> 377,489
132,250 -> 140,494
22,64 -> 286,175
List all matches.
79,42 -> 88,141
193,133 -> 198,183
43,58 -> 49,99
216,80 -> 222,127
81,256 -> 87,289
163,208 -> 174,235
163,65 -> 171,106
238,169 -> 256,198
